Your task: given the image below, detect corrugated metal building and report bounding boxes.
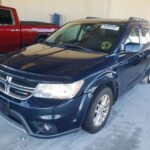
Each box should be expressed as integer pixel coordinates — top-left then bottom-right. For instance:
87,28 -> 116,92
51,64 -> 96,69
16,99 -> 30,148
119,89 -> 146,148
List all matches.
1,0 -> 150,24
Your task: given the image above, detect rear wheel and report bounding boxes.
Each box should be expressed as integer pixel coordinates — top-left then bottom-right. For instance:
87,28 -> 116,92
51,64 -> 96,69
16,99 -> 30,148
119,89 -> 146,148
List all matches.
147,70 -> 150,84
140,70 -> 150,84
83,87 -> 113,133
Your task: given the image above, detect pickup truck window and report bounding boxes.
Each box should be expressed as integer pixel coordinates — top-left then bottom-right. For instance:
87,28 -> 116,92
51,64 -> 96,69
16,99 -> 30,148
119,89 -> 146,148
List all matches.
0,9 -> 13,25
46,23 -> 125,53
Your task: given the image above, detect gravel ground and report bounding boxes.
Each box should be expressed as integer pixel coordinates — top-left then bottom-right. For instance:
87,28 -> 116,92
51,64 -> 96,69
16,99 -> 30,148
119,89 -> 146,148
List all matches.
0,83 -> 149,150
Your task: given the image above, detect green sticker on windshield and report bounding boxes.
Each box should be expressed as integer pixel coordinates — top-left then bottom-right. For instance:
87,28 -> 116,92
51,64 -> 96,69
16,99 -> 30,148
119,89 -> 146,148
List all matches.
101,41 -> 112,50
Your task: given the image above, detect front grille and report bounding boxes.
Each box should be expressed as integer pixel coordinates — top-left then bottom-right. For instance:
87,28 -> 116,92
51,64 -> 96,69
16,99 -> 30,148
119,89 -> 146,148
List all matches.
0,71 -> 7,80
0,82 -> 5,92
0,70 -> 38,100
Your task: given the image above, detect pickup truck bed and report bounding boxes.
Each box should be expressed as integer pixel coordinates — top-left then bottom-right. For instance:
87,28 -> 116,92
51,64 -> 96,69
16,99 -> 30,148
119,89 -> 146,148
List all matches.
20,21 -> 55,26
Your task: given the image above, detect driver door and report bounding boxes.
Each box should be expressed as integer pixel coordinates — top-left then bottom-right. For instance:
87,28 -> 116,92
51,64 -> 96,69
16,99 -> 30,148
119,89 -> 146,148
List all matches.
116,27 -> 145,92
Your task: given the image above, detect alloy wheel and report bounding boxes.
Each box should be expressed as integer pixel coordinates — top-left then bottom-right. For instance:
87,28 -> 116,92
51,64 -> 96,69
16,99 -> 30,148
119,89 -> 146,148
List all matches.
93,94 -> 111,127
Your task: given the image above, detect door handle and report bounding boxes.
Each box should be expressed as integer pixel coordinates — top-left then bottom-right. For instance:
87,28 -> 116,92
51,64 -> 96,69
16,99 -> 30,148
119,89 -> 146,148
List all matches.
10,29 -> 19,32
138,53 -> 144,58
11,29 -> 16,32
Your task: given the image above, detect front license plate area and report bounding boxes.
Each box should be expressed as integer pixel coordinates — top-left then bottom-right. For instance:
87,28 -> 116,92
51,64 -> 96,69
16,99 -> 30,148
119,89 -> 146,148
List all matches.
0,100 -> 9,115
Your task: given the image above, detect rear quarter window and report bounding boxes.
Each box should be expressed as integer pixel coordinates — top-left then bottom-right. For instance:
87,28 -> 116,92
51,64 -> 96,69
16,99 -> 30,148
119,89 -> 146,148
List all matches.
141,28 -> 150,45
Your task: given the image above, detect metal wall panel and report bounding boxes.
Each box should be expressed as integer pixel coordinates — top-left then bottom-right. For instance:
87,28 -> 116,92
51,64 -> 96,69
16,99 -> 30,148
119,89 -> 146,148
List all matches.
2,0 -> 150,24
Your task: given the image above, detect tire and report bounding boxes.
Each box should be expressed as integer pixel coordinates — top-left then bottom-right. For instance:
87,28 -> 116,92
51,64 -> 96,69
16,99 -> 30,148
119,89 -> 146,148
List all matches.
147,70 -> 150,84
35,36 -> 47,44
140,70 -> 150,84
83,87 -> 113,134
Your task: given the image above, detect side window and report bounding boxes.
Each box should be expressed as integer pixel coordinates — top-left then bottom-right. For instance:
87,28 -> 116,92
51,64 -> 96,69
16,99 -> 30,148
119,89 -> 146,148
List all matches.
125,28 -> 140,44
121,28 -> 141,53
141,28 -> 150,45
0,9 -> 13,25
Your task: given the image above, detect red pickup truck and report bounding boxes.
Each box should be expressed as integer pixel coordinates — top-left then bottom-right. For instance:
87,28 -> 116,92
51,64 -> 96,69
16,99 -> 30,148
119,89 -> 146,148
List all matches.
0,6 -> 59,53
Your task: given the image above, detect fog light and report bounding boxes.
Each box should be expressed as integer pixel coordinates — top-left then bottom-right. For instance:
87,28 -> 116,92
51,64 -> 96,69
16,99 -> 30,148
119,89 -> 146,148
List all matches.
32,121 -> 57,134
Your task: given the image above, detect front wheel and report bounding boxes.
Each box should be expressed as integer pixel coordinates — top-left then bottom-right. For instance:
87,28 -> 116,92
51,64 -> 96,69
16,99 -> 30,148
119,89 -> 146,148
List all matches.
83,87 -> 113,133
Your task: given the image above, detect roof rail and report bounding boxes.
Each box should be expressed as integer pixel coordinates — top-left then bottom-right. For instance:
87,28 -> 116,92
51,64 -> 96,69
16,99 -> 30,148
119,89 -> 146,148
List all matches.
86,17 -> 100,19
129,17 -> 149,24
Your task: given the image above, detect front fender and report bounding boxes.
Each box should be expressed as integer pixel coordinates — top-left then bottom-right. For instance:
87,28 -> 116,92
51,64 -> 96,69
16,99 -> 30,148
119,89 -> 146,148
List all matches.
76,71 -> 119,126
84,71 -> 119,94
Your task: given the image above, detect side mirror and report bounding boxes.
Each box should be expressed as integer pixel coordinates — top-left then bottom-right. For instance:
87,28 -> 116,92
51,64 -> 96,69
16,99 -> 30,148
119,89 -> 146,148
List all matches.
124,43 -> 141,53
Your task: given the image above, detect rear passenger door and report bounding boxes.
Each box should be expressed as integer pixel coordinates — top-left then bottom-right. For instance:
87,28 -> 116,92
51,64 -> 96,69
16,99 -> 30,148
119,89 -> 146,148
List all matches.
139,28 -> 150,72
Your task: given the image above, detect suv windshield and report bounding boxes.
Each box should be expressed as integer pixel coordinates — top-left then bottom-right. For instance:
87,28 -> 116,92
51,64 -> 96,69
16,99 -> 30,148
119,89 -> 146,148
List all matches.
46,22 -> 125,53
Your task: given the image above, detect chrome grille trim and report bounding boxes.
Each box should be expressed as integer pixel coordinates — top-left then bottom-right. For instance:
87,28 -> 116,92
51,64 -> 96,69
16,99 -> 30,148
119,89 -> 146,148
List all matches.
0,71 -> 36,101
8,82 -> 35,91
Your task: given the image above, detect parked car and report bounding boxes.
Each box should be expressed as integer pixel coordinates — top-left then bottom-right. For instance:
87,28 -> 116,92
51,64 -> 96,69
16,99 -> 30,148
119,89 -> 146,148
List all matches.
0,17 -> 150,138
0,6 -> 59,53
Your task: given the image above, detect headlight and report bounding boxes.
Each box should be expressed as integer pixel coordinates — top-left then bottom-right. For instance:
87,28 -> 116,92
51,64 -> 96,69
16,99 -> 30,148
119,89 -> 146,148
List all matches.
33,80 -> 84,99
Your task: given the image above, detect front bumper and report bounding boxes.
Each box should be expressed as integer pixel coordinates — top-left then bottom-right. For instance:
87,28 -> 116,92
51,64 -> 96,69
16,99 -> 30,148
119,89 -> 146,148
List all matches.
0,92 -> 92,138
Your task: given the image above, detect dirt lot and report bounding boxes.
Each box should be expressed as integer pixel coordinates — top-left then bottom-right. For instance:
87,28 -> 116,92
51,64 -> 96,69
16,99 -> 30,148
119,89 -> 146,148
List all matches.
0,83 -> 149,150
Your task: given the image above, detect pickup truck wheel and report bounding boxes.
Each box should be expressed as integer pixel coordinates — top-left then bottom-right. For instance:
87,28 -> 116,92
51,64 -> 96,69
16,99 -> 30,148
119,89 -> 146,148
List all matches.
83,87 -> 113,133
35,36 -> 47,43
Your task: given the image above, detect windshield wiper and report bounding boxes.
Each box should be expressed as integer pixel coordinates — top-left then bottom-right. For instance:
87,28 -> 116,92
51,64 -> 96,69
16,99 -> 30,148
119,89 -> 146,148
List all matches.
44,42 -> 108,54
59,43 -> 93,52
44,41 -> 56,46
44,42 -> 96,53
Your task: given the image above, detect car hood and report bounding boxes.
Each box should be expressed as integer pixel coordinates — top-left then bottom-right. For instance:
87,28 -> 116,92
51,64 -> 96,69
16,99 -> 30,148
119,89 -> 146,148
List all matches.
1,44 -> 109,81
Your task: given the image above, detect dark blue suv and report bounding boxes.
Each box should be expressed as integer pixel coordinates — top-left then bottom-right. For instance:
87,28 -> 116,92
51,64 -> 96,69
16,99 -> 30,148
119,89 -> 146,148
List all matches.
0,17 -> 150,138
